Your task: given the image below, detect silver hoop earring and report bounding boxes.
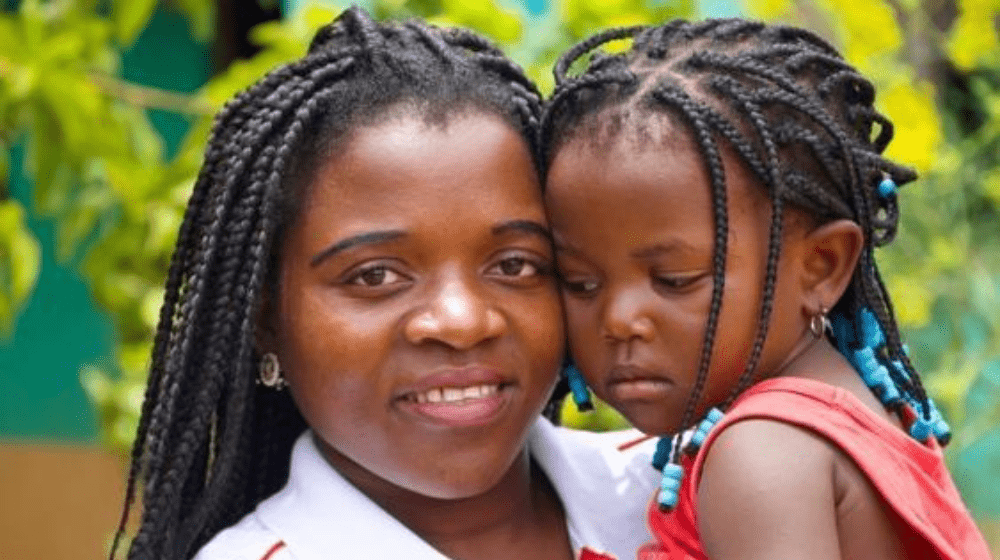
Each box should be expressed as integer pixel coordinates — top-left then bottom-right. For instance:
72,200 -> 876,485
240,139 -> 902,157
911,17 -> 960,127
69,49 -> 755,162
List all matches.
258,352 -> 287,389
810,306 -> 829,338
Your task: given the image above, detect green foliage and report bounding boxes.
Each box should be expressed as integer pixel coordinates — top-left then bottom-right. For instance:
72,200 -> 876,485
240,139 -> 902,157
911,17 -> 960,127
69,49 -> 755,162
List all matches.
0,199 -> 39,337
743,0 -> 1000,538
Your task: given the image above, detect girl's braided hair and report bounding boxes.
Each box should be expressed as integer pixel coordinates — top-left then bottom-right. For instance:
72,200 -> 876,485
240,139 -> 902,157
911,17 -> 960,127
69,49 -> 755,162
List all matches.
540,19 -> 928,456
113,7 -> 543,560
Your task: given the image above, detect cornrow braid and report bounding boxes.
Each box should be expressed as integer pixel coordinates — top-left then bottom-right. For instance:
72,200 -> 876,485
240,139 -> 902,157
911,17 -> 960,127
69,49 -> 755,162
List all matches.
541,18 -> 933,462
113,8 -> 543,560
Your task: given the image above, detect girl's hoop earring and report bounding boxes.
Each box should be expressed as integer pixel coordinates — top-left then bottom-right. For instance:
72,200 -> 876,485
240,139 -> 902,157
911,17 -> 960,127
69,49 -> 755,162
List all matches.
258,352 -> 287,390
810,306 -> 829,338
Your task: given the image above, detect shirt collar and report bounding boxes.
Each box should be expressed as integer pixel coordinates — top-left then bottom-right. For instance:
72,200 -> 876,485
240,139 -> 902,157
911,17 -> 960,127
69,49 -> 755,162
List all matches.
254,418 -> 641,559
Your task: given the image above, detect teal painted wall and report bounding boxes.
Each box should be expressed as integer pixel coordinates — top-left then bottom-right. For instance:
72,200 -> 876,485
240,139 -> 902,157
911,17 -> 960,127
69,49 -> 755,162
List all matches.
0,7 -> 210,442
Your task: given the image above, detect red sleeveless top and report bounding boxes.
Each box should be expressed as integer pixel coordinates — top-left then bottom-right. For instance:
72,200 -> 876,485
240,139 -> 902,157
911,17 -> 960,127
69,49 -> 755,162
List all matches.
638,377 -> 991,560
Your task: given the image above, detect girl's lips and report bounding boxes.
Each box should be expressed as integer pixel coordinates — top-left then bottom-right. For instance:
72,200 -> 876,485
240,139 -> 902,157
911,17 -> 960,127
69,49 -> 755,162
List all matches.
606,364 -> 674,402
397,384 -> 512,427
607,378 -> 674,402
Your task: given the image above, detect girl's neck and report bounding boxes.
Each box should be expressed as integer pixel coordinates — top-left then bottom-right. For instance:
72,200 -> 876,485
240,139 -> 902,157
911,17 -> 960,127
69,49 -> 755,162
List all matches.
324,446 -> 573,560
768,336 -> 906,430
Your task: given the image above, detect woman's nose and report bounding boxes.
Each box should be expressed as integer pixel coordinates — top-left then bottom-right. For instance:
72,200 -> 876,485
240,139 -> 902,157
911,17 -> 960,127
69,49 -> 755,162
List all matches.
404,275 -> 506,349
602,287 -> 655,343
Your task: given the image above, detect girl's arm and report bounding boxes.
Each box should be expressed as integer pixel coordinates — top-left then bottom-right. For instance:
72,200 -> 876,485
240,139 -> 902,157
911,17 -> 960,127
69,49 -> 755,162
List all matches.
697,419 -> 843,560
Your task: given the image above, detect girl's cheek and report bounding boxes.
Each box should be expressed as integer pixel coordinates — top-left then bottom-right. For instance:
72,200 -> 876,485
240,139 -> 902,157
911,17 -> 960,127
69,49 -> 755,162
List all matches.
564,305 -> 604,383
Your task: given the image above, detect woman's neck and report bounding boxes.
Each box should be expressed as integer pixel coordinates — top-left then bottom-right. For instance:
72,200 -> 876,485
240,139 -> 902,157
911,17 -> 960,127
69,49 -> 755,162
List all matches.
324,446 -> 573,560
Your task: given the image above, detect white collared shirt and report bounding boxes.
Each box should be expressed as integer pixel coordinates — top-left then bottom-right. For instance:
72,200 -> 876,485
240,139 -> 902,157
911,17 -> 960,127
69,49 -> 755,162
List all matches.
193,418 -> 658,560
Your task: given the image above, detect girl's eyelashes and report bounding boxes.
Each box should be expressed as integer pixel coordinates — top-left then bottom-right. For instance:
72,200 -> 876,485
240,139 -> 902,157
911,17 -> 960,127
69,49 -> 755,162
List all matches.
652,271 -> 706,292
557,269 -> 706,296
559,273 -> 601,296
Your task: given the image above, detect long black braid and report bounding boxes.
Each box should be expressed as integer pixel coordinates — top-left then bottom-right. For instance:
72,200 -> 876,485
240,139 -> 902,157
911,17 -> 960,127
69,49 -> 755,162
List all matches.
540,19 -> 929,460
112,8 -> 544,560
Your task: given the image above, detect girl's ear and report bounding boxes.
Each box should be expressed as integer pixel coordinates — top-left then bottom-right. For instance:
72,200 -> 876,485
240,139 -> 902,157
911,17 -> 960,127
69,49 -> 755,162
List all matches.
799,219 -> 863,313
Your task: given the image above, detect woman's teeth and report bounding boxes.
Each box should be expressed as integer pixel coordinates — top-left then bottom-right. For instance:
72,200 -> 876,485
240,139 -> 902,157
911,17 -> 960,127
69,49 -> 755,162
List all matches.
413,384 -> 500,404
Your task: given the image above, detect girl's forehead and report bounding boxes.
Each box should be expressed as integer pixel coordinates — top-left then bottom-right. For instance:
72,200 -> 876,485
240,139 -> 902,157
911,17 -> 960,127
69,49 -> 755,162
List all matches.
559,107 -> 699,160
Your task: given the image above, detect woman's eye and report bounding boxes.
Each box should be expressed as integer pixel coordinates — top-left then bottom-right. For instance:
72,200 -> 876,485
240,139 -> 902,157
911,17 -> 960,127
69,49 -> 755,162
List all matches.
493,257 -> 542,278
348,266 -> 406,287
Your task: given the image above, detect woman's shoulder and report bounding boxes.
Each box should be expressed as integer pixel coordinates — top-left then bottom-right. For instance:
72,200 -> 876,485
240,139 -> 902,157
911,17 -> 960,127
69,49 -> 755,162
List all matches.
531,417 -> 659,480
192,513 -> 290,560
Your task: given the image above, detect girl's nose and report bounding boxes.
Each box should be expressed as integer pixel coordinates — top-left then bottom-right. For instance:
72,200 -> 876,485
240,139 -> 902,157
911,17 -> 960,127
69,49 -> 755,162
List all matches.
602,288 -> 656,343
404,276 -> 506,349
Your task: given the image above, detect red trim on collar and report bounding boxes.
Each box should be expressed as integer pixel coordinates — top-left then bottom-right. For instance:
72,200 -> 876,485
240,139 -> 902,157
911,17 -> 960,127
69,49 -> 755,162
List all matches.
260,541 -> 287,560
616,434 -> 655,452
580,546 -> 618,560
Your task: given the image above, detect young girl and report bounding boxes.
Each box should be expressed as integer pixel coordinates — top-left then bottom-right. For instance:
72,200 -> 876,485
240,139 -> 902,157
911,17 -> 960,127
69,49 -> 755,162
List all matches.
111,8 -> 659,560
540,19 -> 992,560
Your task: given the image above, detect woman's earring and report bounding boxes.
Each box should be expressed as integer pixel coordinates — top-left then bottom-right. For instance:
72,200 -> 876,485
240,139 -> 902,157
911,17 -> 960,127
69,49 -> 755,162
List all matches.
810,306 -> 829,338
258,352 -> 287,389
564,364 -> 594,411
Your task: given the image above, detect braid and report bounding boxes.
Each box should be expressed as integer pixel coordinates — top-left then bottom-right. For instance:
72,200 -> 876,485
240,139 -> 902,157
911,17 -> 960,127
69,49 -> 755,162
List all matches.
646,86 -> 729,461
115,7 -> 544,560
541,18 -> 933,447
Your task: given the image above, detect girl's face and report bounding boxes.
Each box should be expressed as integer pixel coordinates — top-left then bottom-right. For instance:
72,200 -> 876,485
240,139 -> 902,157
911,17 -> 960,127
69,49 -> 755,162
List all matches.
545,130 -> 810,435
269,112 -> 562,499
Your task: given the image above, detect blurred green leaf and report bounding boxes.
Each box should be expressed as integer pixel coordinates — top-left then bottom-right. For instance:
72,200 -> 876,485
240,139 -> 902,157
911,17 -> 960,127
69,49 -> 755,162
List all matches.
112,0 -> 158,46
0,200 -> 41,338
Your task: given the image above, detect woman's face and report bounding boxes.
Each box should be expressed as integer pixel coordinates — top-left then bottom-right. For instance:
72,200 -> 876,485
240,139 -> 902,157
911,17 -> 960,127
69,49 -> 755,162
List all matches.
269,111 -> 563,500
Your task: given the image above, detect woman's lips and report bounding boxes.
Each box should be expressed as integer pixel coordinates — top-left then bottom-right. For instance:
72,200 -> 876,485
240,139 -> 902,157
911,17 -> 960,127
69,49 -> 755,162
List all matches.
606,365 -> 674,402
395,368 -> 514,427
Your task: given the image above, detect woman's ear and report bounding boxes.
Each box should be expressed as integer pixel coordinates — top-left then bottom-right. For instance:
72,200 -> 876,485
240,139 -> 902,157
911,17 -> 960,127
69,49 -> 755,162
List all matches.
255,291 -> 279,356
799,219 -> 863,313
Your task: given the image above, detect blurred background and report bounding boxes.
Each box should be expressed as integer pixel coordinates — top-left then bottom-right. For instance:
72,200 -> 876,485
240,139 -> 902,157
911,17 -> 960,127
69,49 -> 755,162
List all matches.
0,0 -> 998,557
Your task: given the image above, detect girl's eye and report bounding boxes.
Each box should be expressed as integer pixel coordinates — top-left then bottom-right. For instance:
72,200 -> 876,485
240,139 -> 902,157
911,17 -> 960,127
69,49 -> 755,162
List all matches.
653,273 -> 703,291
561,277 -> 600,296
348,266 -> 407,287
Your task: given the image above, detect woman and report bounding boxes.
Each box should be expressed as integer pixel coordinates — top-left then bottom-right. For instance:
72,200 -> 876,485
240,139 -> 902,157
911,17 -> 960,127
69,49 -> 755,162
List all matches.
113,8 -> 657,560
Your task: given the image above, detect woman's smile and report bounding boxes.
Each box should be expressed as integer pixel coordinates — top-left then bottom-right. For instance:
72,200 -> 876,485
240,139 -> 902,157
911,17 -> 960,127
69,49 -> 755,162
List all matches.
393,366 -> 516,428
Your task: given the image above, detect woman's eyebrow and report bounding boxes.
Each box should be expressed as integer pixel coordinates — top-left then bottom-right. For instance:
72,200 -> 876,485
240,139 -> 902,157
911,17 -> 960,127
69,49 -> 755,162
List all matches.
492,220 -> 553,242
310,230 -> 407,267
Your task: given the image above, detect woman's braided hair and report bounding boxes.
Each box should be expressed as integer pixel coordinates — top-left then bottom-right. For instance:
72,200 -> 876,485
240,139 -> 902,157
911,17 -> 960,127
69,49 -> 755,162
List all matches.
540,19 -> 928,458
113,8 -> 543,560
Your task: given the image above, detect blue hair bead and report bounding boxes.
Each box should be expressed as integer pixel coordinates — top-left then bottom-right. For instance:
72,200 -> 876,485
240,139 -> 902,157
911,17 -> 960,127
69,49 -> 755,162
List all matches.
858,308 -> 886,349
690,430 -> 708,449
910,418 -> 932,441
879,383 -> 902,406
705,408 -> 724,423
660,475 -> 681,492
687,407 -> 724,452
933,418 -> 952,444
565,364 -> 594,411
652,437 -> 672,471
658,463 -> 684,511
890,359 -> 912,382
878,176 -> 897,198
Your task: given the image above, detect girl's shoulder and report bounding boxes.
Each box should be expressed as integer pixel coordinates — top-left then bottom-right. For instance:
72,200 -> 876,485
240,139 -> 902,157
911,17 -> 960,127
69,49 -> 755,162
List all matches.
192,514 -> 290,560
691,376 -> 990,560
